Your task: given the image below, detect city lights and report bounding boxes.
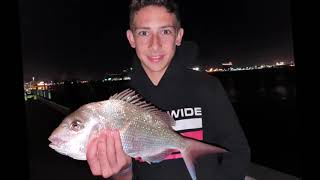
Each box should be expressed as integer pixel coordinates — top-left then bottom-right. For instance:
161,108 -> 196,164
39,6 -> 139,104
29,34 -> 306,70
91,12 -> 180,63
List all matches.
24,60 -> 295,92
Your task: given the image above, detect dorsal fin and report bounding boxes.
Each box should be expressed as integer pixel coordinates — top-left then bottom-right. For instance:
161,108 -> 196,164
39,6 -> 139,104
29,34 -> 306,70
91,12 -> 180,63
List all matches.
109,89 -> 159,112
109,88 -> 175,127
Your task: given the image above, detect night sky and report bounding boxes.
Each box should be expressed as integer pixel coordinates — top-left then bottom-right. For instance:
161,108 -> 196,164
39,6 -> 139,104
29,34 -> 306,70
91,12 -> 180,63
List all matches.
19,0 -> 294,81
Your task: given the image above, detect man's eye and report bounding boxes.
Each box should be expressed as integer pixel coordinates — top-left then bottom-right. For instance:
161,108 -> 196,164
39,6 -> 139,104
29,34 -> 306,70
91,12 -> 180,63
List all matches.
137,31 -> 148,36
69,120 -> 83,131
162,29 -> 172,35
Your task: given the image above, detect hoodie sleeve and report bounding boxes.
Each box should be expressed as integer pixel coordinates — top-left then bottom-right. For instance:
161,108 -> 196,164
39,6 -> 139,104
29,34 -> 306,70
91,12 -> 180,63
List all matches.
196,76 -> 251,180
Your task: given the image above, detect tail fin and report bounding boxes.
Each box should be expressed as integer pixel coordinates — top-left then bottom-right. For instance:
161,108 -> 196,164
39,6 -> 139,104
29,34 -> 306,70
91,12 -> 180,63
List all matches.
180,139 -> 228,180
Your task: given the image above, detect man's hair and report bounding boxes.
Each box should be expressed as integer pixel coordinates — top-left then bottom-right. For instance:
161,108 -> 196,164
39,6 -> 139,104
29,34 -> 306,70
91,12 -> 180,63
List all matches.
129,0 -> 181,30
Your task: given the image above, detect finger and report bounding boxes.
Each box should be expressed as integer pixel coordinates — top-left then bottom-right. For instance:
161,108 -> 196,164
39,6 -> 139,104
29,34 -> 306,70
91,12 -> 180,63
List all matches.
114,130 -> 131,165
97,134 -> 112,178
86,137 -> 101,176
106,130 -> 117,170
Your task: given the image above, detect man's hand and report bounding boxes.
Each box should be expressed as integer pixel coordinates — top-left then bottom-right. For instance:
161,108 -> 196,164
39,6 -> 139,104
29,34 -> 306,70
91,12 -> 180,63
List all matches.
86,129 -> 132,179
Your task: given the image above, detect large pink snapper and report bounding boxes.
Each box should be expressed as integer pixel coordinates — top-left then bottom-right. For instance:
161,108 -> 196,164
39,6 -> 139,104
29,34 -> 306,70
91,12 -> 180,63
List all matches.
48,89 -> 227,180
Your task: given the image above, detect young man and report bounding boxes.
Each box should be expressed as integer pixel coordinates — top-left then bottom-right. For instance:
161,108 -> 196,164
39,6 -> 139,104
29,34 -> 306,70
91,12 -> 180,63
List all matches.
86,0 -> 251,180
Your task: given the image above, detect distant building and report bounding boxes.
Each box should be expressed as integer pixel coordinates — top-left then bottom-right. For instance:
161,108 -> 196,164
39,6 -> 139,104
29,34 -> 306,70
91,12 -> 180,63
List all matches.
222,61 -> 233,71
275,61 -> 285,66
25,80 -> 38,90
36,81 -> 49,90
103,71 -> 131,82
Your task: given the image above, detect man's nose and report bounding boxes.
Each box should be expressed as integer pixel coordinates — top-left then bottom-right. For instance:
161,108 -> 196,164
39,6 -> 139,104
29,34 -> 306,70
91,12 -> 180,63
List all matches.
149,34 -> 162,50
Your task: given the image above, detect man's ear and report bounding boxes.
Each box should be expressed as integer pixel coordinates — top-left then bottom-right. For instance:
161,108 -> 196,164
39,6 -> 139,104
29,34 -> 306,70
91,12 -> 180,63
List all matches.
126,30 -> 136,48
175,28 -> 184,46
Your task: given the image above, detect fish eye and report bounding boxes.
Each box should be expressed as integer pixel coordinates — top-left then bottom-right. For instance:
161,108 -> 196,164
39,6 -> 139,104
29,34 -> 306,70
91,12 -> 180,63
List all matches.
69,120 -> 83,131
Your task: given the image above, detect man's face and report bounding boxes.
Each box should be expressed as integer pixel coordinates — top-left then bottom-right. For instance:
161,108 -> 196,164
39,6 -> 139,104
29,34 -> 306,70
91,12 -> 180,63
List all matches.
126,5 -> 184,77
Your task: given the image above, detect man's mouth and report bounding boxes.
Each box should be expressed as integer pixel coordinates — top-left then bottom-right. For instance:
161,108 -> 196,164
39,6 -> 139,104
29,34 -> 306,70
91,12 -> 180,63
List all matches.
147,55 -> 164,62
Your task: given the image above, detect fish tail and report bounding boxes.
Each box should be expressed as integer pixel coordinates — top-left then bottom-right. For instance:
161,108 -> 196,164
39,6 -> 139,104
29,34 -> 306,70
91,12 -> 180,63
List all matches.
180,138 -> 228,180
180,149 -> 196,180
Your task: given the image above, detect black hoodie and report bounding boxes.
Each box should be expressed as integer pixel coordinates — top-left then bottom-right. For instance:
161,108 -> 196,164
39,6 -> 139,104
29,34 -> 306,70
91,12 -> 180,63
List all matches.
128,47 -> 251,180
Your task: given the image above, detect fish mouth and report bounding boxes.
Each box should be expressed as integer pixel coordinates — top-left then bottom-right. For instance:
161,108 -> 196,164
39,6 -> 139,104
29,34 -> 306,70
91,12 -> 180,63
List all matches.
49,143 -> 60,149
48,141 -> 87,161
48,136 -> 66,148
48,138 -> 68,156
49,143 -> 69,157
